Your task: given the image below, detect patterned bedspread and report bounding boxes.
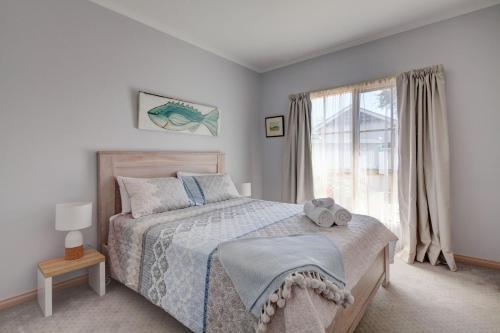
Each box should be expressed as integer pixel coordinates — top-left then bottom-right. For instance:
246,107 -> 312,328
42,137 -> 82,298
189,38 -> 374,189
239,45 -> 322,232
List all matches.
108,198 -> 397,333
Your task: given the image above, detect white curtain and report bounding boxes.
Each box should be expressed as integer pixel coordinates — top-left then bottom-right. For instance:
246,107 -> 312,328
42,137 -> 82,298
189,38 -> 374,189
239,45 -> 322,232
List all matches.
311,90 -> 354,208
356,84 -> 400,236
311,78 -> 400,236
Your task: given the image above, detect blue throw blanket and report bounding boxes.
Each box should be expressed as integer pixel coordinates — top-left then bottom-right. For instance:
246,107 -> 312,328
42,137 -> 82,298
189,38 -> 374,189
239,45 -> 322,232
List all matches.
218,234 -> 353,329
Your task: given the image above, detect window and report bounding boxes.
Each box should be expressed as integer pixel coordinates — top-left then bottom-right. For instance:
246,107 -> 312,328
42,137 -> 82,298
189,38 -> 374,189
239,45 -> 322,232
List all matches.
311,78 -> 399,234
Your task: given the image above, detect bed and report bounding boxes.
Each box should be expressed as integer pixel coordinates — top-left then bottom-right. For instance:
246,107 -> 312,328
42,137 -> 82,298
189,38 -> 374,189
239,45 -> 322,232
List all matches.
97,151 -> 396,333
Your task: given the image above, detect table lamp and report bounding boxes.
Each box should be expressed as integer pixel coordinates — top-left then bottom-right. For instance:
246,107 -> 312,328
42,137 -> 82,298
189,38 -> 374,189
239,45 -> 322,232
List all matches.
55,202 -> 92,260
238,182 -> 252,198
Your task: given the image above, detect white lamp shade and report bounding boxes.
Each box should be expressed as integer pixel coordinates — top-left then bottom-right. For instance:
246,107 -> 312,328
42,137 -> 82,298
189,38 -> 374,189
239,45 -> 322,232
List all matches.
238,182 -> 252,197
55,202 -> 92,231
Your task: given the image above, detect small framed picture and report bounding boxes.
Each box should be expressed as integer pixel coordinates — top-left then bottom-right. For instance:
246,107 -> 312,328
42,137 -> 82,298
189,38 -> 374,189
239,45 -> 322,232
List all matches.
265,116 -> 285,137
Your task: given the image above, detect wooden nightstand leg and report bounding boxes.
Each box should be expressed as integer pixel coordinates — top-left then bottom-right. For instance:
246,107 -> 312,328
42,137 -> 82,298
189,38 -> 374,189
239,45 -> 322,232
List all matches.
89,262 -> 105,296
37,269 -> 52,317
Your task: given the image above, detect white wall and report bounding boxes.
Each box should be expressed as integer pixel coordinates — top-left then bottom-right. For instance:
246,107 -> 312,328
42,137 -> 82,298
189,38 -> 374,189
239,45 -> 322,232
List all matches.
0,0 -> 260,300
259,6 -> 500,262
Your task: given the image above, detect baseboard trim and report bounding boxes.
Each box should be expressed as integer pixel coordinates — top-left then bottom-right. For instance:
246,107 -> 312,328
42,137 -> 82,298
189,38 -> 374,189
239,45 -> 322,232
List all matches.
0,274 -> 88,311
455,254 -> 500,270
1,256 -> 496,311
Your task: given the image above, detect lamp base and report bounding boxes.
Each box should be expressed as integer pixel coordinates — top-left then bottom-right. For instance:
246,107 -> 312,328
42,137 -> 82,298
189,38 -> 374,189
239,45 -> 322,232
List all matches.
65,245 -> 84,260
64,230 -> 84,260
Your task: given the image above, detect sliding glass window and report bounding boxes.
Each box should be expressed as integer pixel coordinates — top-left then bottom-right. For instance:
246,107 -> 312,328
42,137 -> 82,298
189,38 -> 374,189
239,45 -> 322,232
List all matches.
311,79 -> 399,234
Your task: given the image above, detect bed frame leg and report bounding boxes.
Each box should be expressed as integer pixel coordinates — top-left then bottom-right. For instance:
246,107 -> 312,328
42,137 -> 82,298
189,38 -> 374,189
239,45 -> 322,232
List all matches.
383,244 -> 390,288
382,244 -> 391,288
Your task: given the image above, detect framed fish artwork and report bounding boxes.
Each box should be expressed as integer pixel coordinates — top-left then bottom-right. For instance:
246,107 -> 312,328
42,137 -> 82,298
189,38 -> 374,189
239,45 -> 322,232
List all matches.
138,91 -> 220,136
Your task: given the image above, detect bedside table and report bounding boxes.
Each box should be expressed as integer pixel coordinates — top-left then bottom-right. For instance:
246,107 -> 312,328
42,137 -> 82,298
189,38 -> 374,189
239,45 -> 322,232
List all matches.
37,248 -> 105,317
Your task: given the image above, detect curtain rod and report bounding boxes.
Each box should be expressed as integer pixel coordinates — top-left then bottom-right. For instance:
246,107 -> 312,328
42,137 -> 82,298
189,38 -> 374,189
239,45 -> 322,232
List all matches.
289,73 -> 397,98
290,64 -> 444,98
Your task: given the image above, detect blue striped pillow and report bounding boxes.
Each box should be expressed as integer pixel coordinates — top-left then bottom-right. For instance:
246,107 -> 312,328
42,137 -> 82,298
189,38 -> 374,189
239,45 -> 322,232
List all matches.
180,176 -> 206,206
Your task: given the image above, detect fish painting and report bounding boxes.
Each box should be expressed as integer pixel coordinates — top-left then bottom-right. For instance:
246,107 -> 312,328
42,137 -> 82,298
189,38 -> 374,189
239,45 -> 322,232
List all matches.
147,101 -> 219,136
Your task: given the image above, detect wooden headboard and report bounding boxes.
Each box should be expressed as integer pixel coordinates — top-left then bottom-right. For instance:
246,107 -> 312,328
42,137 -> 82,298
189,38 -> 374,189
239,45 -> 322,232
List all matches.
96,151 -> 225,251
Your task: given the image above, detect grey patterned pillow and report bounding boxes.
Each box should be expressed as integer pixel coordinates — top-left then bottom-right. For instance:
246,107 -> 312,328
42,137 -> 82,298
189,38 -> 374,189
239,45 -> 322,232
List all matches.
193,174 -> 240,204
120,177 -> 191,218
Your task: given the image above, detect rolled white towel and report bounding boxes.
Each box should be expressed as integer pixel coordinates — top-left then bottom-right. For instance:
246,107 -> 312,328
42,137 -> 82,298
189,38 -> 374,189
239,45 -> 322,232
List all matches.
311,197 -> 335,209
330,204 -> 352,226
304,202 -> 335,227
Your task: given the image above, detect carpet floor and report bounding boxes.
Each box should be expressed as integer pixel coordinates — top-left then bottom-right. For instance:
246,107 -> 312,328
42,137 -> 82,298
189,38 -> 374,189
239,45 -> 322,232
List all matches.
1,258 -> 499,333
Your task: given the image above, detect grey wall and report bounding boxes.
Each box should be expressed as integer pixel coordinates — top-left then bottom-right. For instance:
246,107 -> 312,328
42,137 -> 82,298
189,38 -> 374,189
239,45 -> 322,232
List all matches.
1,0 -> 499,302
259,6 -> 500,262
0,0 -> 260,300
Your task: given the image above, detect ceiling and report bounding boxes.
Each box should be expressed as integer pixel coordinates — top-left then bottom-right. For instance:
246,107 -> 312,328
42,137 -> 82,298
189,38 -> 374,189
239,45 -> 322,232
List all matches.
90,0 -> 500,73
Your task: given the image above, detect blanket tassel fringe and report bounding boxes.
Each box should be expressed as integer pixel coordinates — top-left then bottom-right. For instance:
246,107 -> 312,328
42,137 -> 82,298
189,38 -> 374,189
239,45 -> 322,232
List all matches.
256,271 -> 354,333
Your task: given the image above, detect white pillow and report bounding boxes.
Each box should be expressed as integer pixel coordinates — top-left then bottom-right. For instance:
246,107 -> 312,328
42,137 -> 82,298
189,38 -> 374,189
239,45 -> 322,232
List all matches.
119,177 -> 191,218
116,176 -> 131,214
